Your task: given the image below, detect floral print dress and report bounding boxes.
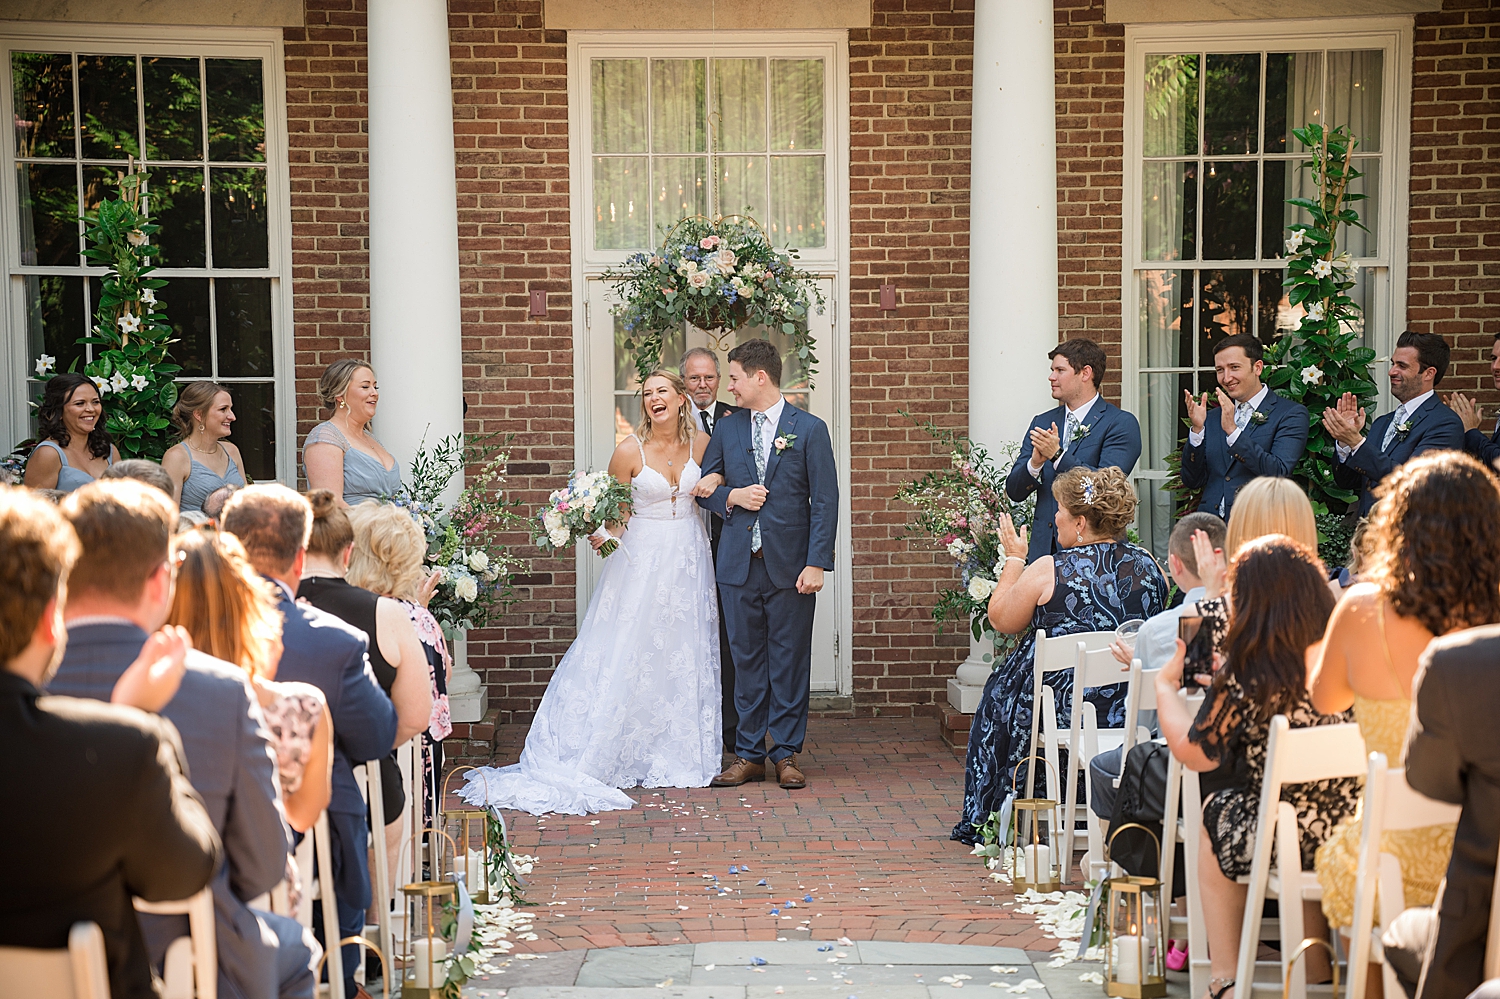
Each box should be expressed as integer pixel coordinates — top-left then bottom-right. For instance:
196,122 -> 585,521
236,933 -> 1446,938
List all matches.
403,600 -> 451,826
953,541 -> 1168,844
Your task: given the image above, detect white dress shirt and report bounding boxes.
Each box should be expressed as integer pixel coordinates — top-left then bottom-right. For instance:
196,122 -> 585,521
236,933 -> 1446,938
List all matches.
693,401 -> 718,434
1188,384 -> 1269,448
752,396 -> 787,465
1337,389 -> 1433,461
1029,393 -> 1099,479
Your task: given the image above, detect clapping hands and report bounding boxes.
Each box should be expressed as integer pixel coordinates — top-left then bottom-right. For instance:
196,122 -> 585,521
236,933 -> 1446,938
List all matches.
1321,392 -> 1367,449
1190,528 -> 1227,599
1029,423 -> 1062,463
996,512 -> 1029,562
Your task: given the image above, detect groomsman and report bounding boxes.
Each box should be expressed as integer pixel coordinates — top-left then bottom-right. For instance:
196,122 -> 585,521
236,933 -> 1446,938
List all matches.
1179,333 -> 1309,519
1447,333 -> 1500,468
1325,330 -> 1466,515
1006,338 -> 1141,561
681,347 -> 740,753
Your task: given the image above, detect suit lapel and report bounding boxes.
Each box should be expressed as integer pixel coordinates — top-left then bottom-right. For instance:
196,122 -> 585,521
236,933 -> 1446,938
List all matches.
1386,396 -> 1436,455
761,406 -> 799,488
1239,391 -> 1278,445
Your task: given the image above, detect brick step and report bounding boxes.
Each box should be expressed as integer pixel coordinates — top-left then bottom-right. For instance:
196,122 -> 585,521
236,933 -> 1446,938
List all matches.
938,708 -> 971,757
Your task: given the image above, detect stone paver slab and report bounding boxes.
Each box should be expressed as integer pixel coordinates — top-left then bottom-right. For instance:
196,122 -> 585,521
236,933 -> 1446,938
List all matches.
501,989 -> 744,999
691,965 -> 1015,987
694,941 -> 850,966
855,943 -> 1031,967
577,944 -> 696,987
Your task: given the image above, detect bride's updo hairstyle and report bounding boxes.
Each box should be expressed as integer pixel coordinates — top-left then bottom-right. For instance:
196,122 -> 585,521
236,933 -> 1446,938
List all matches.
637,368 -> 694,445
1052,465 -> 1137,540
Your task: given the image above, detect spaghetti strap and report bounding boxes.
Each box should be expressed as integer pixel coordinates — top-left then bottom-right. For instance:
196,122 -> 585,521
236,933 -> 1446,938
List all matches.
1375,596 -> 1408,698
627,433 -> 646,464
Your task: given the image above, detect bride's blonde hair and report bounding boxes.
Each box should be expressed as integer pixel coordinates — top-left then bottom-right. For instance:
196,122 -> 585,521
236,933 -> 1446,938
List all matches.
636,369 -> 695,445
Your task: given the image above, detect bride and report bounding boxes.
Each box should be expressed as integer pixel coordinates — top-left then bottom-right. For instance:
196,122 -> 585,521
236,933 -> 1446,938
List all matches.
461,369 -> 724,815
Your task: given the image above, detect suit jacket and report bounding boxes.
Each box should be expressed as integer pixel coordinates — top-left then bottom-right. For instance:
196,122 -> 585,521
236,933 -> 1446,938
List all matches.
1464,421 -> 1500,470
50,623 -> 289,999
1406,625 -> 1500,999
695,400 -> 741,545
0,671 -> 219,999
1335,395 -> 1466,515
1005,398 -> 1142,561
698,402 -> 838,590
1180,389 -> 1309,518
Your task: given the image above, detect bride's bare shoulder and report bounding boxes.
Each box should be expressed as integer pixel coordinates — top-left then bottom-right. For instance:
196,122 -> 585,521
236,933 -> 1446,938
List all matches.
608,436 -> 643,479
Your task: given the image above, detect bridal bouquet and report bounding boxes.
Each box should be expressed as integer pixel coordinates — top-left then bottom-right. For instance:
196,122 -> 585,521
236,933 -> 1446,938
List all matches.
535,470 -> 634,558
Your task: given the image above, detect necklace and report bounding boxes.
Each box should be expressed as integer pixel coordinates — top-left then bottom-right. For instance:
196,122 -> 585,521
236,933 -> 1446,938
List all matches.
187,436 -> 220,456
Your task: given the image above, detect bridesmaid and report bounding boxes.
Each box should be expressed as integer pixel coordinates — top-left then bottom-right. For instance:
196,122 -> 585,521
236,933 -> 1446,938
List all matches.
303,359 -> 404,506
23,373 -> 119,492
162,381 -> 248,512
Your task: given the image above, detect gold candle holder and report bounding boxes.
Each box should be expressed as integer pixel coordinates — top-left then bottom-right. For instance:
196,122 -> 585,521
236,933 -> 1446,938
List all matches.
442,765 -> 493,903
1103,824 -> 1168,998
1008,756 -> 1063,893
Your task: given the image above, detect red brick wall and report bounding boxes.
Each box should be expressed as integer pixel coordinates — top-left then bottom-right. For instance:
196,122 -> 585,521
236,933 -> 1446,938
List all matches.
1408,0 -> 1500,407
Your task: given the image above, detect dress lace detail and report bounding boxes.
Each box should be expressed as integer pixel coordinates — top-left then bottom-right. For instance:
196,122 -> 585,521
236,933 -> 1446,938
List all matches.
259,681 -> 325,911
459,453 -> 722,815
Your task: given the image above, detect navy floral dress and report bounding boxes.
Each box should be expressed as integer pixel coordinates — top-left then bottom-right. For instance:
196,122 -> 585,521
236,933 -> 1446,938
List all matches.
952,541 -> 1168,844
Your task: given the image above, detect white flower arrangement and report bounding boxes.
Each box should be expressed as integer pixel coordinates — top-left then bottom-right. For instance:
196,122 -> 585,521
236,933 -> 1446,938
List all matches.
536,469 -> 635,558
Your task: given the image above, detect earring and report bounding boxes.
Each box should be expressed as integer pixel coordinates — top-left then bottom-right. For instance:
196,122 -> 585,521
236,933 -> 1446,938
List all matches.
1076,530 -> 1084,544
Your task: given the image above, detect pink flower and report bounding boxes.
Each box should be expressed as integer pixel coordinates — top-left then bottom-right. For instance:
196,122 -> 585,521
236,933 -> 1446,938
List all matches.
557,502 -> 570,511
940,534 -> 957,546
700,236 -> 721,249
954,516 -> 967,528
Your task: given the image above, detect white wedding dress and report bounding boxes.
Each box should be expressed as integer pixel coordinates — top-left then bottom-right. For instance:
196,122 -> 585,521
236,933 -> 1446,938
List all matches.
460,436 -> 722,815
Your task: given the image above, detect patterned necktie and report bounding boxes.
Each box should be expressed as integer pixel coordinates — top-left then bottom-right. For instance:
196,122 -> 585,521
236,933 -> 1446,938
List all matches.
1382,403 -> 1408,452
751,411 -> 768,552
1063,412 -> 1080,454
700,409 -> 713,434
1235,401 -> 1254,430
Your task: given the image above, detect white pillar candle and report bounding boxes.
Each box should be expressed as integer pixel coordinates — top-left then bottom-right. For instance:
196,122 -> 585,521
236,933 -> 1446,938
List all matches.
412,937 -> 447,988
1022,844 -> 1052,881
1114,936 -> 1141,985
467,849 -> 485,892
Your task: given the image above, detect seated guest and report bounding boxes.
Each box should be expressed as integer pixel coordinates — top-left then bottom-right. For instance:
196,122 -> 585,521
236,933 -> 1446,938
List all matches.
1325,331 -> 1465,515
161,381 -> 248,510
1181,334 -> 1310,519
1312,453 -> 1500,950
952,466 -> 1167,844
1190,477 -> 1322,600
101,458 -> 176,499
1447,332 -> 1500,468
1157,536 -> 1357,999
1328,518 -> 1371,599
0,485 -> 219,999
221,484 -> 397,999
23,373 -> 119,492
203,482 -> 240,522
47,480 -> 312,999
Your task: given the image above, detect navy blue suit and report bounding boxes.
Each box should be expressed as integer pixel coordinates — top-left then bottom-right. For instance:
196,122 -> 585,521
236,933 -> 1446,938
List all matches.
268,583 -> 395,998
1180,389 -> 1309,518
1464,421 -> 1500,470
1005,398 -> 1141,561
1335,394 -> 1466,515
698,402 -> 837,764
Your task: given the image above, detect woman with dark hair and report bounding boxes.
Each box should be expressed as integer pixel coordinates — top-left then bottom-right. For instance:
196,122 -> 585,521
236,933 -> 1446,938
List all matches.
953,465 -> 1168,844
161,381 -> 247,511
23,373 -> 119,492
1156,535 -> 1358,999
1312,451 -> 1500,941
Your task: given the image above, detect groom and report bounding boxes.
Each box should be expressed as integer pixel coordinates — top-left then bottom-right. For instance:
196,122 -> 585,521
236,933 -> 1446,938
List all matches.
696,339 -> 838,790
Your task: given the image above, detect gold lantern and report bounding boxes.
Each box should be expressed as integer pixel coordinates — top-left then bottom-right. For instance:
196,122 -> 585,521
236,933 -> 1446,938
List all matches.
1282,939 -> 1339,999
1103,824 -> 1168,998
1008,756 -> 1062,892
442,765 -> 493,903
399,879 -> 456,998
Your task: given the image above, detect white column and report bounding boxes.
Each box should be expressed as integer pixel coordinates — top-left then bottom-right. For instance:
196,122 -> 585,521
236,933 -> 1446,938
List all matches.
951,0 -> 1059,713
368,0 -> 486,722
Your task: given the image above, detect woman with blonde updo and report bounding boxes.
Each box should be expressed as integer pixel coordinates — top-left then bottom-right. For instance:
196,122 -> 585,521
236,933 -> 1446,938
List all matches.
161,381 -> 248,511
954,465 -> 1169,844
303,359 -> 403,506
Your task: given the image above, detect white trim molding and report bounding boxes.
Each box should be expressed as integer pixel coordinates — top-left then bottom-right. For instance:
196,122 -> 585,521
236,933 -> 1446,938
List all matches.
1107,0 -> 1439,24
547,0 -> 870,31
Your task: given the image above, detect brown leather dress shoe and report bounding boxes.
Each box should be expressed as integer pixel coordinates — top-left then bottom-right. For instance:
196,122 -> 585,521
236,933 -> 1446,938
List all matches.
774,756 -> 807,789
711,757 -> 766,786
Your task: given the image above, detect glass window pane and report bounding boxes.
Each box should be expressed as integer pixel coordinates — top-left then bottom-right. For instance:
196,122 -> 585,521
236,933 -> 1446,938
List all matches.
770,59 -> 823,151
1261,160 -> 1287,259
1343,157 -> 1379,258
210,166 -> 268,267
1204,53 -> 1261,155
593,156 -> 649,249
206,59 -> 266,162
713,58 -> 765,153
1264,52 -> 1322,154
147,166 -> 206,267
143,57 -> 201,162
163,277 -> 212,377
717,155 -> 765,219
225,380 -> 276,481
1142,161 -> 1196,261
1328,50 -> 1383,153
1201,160 -> 1257,260
1257,268 -> 1292,344
651,59 -> 705,154
17,163 -> 78,266
1136,477 -> 1177,560
1143,54 -> 1198,158
78,55 -> 138,160
1140,371 -> 1197,469
652,156 -> 707,240
591,59 -> 647,154
734,324 -> 810,409
769,156 -> 825,248
1199,269 -> 1255,359
215,278 -> 273,376
25,275 -> 87,376
83,163 -> 127,212
13,53 -> 75,159
1138,270 -> 1193,368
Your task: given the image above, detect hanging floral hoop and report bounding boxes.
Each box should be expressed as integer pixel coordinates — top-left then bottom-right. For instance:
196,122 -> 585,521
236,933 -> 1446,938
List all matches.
603,213 -> 825,387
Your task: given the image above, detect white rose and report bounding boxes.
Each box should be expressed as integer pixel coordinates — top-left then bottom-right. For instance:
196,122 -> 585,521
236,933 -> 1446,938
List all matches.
454,576 -> 479,602
548,528 -> 570,548
688,271 -> 710,289
543,510 -> 562,531
715,248 -> 737,270
946,539 -> 967,559
677,260 -> 698,277
581,494 -> 597,510
968,575 -> 997,601
468,550 -> 490,571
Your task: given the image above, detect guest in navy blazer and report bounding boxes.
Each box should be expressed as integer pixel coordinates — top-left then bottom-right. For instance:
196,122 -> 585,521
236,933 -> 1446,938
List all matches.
1180,333 -> 1309,519
1448,333 -> 1500,469
1005,338 -> 1141,561
221,485 -> 397,999
1326,331 -> 1467,515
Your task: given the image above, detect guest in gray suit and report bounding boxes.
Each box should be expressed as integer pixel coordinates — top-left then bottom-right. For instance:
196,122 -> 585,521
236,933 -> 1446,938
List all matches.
48,480 -> 319,999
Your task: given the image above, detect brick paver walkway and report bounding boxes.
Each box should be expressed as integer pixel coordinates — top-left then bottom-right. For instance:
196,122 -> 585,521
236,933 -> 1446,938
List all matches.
450,717 -> 1057,954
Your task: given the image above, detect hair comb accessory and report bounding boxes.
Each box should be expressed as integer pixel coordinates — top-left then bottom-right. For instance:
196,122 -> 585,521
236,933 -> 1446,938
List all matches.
1080,475 -> 1096,505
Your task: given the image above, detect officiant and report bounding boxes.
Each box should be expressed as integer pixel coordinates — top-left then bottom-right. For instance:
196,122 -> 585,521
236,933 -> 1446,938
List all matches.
682,346 -> 740,755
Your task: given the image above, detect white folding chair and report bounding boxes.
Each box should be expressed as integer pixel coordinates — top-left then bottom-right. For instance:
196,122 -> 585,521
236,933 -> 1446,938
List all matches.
292,813 -> 345,999
1163,690 -> 1210,999
1234,717 -> 1368,999
1026,629 -> 1116,823
1346,753 -> 1461,999
1054,642 -> 1134,880
132,887 -> 215,999
360,759 -> 394,992
0,921 -> 111,999
1121,659 -> 1159,756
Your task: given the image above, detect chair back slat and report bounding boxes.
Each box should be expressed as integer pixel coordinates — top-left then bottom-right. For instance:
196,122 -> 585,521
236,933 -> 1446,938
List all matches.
1265,716 -> 1368,786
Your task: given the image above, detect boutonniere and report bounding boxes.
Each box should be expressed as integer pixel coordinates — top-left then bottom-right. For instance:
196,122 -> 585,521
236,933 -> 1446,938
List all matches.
1250,410 -> 1268,425
1071,422 -> 1093,443
1394,419 -> 1414,443
774,432 -> 797,453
